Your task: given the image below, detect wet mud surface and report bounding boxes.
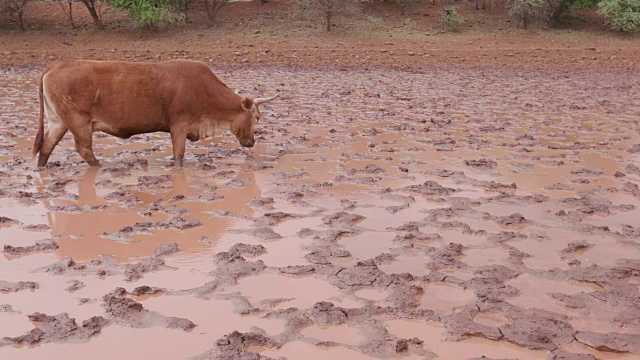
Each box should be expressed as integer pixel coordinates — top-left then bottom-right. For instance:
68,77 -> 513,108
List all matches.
1,66 -> 640,359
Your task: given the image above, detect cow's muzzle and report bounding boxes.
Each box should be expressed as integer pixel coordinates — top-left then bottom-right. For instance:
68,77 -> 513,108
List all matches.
240,139 -> 255,148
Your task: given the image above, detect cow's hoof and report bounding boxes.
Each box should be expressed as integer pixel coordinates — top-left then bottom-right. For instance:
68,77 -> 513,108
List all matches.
37,155 -> 49,168
87,160 -> 101,167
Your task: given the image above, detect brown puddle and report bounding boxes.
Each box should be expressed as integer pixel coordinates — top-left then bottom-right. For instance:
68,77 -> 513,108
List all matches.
2,67 -> 640,359
300,324 -> 364,345
506,274 -> 604,316
354,288 -> 389,301
419,283 -> 476,314
224,273 -> 343,310
386,319 -> 546,360
257,341 -> 377,360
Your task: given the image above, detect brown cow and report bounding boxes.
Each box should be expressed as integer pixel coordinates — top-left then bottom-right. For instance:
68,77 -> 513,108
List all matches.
32,59 -> 278,167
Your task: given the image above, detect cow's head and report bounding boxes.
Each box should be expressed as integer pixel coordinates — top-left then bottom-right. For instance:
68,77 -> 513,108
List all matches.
232,94 -> 279,148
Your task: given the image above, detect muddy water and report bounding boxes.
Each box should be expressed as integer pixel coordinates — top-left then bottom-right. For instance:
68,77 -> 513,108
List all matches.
2,66 -> 640,359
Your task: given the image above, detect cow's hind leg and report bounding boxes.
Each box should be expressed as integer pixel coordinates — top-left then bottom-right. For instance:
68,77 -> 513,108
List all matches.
38,122 -> 68,168
69,121 -> 100,166
170,125 -> 187,167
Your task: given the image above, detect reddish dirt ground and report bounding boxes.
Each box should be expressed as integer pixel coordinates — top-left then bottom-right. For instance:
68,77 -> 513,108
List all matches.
1,1 -> 640,69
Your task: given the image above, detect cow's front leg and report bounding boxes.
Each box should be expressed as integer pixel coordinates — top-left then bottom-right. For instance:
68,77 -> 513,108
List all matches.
170,126 -> 187,167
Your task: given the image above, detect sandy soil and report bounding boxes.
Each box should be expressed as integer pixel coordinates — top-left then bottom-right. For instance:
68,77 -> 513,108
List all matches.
1,64 -> 640,359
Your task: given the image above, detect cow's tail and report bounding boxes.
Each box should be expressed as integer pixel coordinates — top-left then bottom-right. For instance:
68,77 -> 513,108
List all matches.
32,72 -> 45,158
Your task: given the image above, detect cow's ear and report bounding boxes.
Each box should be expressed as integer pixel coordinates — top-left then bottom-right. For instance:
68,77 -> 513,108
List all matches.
241,98 -> 254,111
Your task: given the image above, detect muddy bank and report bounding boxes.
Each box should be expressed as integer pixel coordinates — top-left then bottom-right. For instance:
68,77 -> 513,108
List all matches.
1,66 -> 640,359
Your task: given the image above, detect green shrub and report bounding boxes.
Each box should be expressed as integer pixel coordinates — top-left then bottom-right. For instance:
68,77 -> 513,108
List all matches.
598,0 -> 640,31
108,0 -> 184,29
507,0 -> 597,27
444,6 -> 464,31
571,0 -> 599,9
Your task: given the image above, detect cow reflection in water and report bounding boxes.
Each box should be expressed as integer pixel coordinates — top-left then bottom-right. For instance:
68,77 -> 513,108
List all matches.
38,164 -> 261,262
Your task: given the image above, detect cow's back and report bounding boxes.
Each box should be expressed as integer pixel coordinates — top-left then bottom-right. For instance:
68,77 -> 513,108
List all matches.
154,60 -> 242,115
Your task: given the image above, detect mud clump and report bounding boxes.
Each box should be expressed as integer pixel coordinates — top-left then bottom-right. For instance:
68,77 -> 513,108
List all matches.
618,224 -> 640,238
37,257 -> 77,275
152,242 -> 180,257
278,265 -> 315,275
3,239 -> 59,256
322,211 -> 366,225
465,158 -> 498,169
135,217 -> 202,232
227,243 -> 267,257
626,164 -> 640,176
259,212 -> 297,226
549,350 -> 598,359
193,331 -> 280,360
137,174 -> 172,186
250,197 -> 274,209
124,257 -> 170,282
189,244 -> 268,297
403,180 -> 454,196
622,181 -> 640,197
212,253 -> 266,280
0,280 -> 39,293
65,280 -> 85,292
441,305 -> 503,341
22,224 -> 52,231
103,217 -> 202,241
36,256 -> 120,277
429,242 -> 464,268
0,216 -> 21,225
0,313 -> 109,347
562,196 -> 611,215
495,213 -> 528,226
306,302 -> 348,325
130,285 -> 165,296
561,241 -> 592,254
498,308 -> 575,351
252,227 -> 282,240
102,292 -> 195,331
47,204 -> 83,213
576,332 -> 640,354
350,164 -> 385,175
0,304 -> 16,313
330,260 -> 392,288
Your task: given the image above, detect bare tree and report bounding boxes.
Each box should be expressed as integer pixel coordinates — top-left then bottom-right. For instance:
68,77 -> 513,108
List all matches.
80,0 -> 104,29
396,0 -> 419,16
204,0 -> 230,25
294,0 -> 359,31
55,0 -> 76,28
254,0 -> 266,16
1,0 -> 31,31
176,0 -> 190,20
